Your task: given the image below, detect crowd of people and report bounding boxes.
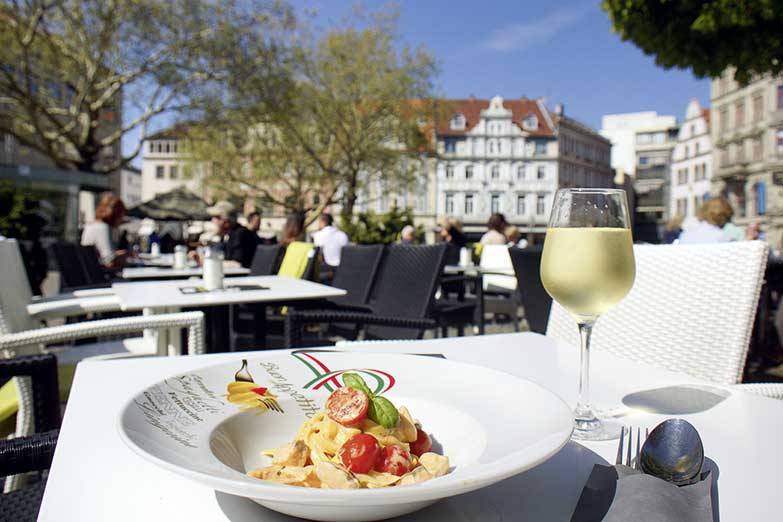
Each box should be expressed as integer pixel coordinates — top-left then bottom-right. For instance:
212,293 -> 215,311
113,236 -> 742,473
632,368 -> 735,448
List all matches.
663,196 -> 763,246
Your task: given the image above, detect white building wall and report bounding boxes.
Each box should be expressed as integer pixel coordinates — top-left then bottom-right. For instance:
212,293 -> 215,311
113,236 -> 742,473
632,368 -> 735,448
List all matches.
669,99 -> 712,228
140,139 -> 204,202
120,168 -> 143,207
601,111 -> 678,176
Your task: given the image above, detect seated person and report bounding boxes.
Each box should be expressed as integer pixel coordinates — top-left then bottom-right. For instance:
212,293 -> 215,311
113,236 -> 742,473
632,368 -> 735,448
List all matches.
81,193 -> 128,269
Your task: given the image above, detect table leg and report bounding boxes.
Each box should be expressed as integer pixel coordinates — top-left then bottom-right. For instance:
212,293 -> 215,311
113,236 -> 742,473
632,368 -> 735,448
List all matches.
143,307 -> 168,357
476,274 -> 485,336
204,306 -> 230,354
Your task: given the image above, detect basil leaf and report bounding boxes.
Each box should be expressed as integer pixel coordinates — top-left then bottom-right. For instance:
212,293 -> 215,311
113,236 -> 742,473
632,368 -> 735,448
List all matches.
342,373 -> 373,397
368,396 -> 399,428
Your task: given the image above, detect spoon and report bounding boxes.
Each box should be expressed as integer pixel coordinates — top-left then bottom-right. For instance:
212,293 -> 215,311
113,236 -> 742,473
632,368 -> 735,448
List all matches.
639,418 -> 704,486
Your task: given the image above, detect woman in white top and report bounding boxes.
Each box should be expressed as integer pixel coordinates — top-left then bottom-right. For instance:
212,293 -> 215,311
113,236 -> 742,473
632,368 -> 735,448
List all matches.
678,197 -> 735,245
81,193 -> 128,268
480,213 -> 508,245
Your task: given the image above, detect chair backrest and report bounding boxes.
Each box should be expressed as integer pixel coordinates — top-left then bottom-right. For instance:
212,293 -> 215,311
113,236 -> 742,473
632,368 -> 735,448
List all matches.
250,244 -> 284,276
509,245 -> 551,334
365,244 -> 447,340
277,242 -> 315,279
0,239 -> 38,336
330,245 -> 385,307
50,241 -> 89,289
546,241 -> 769,385
479,244 -> 516,291
78,245 -> 110,284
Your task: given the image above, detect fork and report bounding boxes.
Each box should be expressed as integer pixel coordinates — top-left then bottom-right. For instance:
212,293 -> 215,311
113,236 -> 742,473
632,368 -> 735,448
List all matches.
615,426 -> 650,469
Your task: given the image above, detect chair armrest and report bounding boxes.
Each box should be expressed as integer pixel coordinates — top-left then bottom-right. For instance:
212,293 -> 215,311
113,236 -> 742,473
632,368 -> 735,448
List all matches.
27,294 -> 121,320
0,312 -> 205,355
0,429 -> 58,477
732,383 -> 783,400
284,310 -> 435,348
0,354 -> 60,432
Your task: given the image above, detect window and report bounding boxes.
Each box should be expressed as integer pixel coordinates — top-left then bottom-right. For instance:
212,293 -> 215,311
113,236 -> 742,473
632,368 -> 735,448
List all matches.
690,124 -> 695,136
170,165 -> 178,179
753,137 -> 762,160
638,156 -> 649,166
676,198 -> 687,217
702,163 -> 708,179
737,141 -> 746,163
491,194 -> 501,213
446,165 -> 454,178
753,95 -> 763,122
735,102 -> 745,127
444,139 -> 456,153
720,107 -> 728,133
755,182 -> 767,215
516,195 -> 526,215
155,165 -> 165,179
778,85 -> 783,110
695,142 -> 700,155
172,142 -> 178,154
536,195 -> 546,215
491,165 -> 499,179
720,147 -> 729,166
516,165 -> 524,179
777,129 -> 783,155
149,141 -> 155,153
165,142 -> 171,153
464,194 -> 474,215
489,141 -> 495,154
537,165 -> 546,179
450,112 -> 466,130
465,165 -> 473,179
685,145 -> 690,158
522,113 -> 538,130
534,140 -> 547,155
445,193 -> 454,214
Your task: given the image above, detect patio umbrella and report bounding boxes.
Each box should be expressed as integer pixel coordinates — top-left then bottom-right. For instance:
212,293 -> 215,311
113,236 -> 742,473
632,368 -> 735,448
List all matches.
127,187 -> 210,221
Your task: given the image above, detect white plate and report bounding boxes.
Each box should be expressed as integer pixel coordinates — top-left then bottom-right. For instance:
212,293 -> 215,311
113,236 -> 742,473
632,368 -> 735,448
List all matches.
118,351 -> 573,521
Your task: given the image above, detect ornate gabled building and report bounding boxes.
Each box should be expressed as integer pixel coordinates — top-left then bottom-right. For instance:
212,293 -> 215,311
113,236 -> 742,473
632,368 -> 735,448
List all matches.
434,95 -> 612,238
669,99 -> 712,229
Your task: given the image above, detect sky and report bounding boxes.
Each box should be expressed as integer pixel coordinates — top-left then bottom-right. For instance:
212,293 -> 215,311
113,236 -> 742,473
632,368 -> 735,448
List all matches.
127,1 -> 710,162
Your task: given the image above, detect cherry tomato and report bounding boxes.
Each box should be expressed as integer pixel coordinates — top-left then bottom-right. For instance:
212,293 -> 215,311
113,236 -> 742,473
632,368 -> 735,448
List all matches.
325,387 -> 369,426
375,444 -> 411,476
409,428 -> 432,456
338,434 -> 381,473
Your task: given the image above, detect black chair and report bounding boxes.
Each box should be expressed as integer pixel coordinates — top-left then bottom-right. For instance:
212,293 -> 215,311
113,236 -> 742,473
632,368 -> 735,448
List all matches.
77,245 -> 115,285
49,242 -> 90,290
249,245 -> 284,276
0,354 -> 61,522
328,245 -> 385,308
432,272 -> 485,337
508,245 -> 552,334
285,244 -> 447,347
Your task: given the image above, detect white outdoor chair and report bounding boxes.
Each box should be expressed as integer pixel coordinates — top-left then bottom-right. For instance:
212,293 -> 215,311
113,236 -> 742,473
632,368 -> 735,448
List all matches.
0,238 -> 206,448
546,241 -> 769,385
479,245 -> 520,331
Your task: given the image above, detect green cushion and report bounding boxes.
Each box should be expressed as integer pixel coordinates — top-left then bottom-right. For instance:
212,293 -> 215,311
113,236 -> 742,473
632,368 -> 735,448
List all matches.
0,379 -> 19,424
277,242 -> 314,278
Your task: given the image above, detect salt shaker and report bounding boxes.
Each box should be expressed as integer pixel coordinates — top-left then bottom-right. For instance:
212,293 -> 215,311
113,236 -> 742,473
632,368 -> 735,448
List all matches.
174,245 -> 188,269
459,247 -> 471,267
203,247 -> 224,291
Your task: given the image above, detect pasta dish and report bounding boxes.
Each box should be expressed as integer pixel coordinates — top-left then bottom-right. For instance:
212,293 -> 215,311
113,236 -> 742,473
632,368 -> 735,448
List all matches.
247,373 -> 450,489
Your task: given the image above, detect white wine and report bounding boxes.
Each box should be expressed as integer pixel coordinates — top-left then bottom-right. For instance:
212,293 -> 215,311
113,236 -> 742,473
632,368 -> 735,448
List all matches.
540,227 -> 635,322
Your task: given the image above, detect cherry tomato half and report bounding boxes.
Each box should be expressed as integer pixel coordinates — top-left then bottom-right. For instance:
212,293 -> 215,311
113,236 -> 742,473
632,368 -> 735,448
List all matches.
409,428 -> 432,456
325,387 -> 369,426
375,444 -> 411,476
338,434 -> 381,473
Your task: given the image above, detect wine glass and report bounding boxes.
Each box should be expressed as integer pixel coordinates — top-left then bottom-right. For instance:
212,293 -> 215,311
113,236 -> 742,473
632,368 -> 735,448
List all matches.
540,188 -> 636,441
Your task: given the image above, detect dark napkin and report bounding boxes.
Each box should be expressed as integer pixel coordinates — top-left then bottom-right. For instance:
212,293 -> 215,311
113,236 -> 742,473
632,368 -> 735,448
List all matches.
570,464 -> 713,522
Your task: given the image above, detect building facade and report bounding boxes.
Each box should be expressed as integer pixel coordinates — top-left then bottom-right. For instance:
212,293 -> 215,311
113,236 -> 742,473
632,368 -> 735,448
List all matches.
600,112 -> 678,177
120,167 -> 142,207
434,96 -> 612,237
710,70 -> 783,247
669,99 -> 712,228
140,125 -> 206,202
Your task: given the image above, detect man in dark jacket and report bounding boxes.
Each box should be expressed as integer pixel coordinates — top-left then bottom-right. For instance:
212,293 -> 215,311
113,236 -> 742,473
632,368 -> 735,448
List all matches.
207,201 -> 257,268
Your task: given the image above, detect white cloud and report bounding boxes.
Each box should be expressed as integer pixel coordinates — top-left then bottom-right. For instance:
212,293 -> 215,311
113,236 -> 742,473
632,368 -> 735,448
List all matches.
483,3 -> 592,52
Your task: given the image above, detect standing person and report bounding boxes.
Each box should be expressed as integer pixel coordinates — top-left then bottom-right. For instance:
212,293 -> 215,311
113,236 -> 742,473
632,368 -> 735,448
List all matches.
480,213 -> 508,245
206,201 -> 257,268
280,212 -> 305,246
678,197 -> 735,244
662,215 -> 683,244
312,212 -> 349,270
399,225 -> 416,244
81,193 -> 128,268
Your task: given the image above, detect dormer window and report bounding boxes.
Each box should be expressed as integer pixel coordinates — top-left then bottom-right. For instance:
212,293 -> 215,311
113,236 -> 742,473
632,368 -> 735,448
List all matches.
450,112 -> 466,131
522,113 -> 538,130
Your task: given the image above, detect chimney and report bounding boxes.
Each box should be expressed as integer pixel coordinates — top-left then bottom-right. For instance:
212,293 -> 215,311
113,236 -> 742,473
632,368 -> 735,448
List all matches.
555,103 -> 564,116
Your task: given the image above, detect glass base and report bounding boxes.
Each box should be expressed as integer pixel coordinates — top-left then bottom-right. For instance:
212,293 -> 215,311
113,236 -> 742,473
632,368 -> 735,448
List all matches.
572,414 -> 622,441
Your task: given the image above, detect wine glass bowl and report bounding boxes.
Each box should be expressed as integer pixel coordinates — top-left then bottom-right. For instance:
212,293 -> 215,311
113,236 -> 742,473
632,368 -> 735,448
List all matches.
540,189 -> 636,440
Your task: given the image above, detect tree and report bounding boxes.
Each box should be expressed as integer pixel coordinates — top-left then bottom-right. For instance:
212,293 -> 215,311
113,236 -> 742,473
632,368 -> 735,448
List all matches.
190,9 -> 439,225
0,0 -> 287,173
602,1 -> 783,84
339,206 -> 423,245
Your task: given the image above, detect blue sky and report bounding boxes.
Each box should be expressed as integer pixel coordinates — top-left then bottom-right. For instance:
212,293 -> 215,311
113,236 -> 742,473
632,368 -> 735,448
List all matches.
127,1 -> 710,163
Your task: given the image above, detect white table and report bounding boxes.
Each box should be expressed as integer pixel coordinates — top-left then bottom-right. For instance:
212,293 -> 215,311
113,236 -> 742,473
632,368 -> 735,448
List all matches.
122,266 -> 250,280
111,276 -> 346,353
38,333 -> 783,521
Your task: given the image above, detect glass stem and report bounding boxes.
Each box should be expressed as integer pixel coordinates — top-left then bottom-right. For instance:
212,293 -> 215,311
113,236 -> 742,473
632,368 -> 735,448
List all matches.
574,320 -> 598,431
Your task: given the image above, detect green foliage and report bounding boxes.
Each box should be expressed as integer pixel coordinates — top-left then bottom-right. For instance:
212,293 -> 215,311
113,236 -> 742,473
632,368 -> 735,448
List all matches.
602,0 -> 783,84
0,181 -> 44,239
339,206 -> 422,245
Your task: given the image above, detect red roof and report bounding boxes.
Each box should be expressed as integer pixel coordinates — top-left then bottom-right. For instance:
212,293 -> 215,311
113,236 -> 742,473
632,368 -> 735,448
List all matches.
702,108 -> 710,125
435,98 -> 554,138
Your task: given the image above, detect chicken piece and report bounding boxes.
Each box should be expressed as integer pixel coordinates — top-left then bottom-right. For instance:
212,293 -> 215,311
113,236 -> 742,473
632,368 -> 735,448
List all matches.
397,406 -> 418,442
399,466 -> 433,486
272,440 -> 309,467
248,464 -> 321,487
418,453 -> 450,477
313,462 -> 360,489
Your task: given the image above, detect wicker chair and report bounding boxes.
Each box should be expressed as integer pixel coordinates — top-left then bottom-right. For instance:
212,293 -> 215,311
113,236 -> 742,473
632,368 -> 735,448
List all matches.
479,245 -> 520,331
249,244 -> 284,276
546,241 -> 769,385
285,244 -> 447,347
508,245 -> 551,334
